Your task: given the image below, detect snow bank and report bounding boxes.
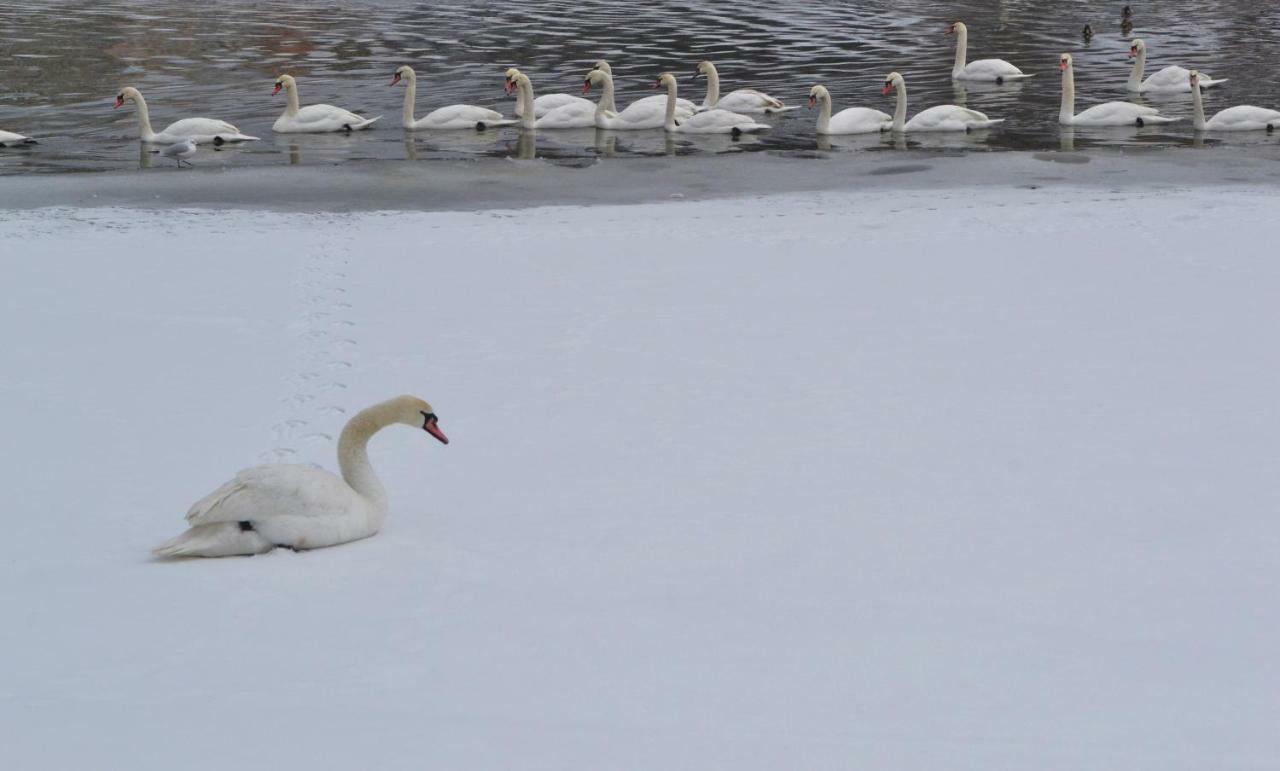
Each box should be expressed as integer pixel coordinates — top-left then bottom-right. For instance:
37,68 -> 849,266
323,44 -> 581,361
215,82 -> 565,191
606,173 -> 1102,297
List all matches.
1,187 -> 1277,770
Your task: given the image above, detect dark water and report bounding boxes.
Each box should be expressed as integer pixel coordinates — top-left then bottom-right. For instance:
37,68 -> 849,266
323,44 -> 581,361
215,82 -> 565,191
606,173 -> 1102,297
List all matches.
2,0 -> 1279,175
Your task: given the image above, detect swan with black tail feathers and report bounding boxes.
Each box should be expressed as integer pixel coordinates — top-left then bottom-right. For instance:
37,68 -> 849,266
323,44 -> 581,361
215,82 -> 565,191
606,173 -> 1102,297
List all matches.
1188,70 -> 1280,131
693,61 -> 797,114
272,74 -> 380,133
391,65 -> 517,130
154,395 -> 449,558
808,85 -> 890,134
1058,53 -> 1177,126
947,21 -> 1033,83
882,72 -> 1003,132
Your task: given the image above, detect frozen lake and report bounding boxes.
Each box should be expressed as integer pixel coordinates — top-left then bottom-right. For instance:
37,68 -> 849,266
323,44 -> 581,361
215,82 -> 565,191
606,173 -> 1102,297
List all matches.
2,183 -> 1278,769
3,0 -> 1280,174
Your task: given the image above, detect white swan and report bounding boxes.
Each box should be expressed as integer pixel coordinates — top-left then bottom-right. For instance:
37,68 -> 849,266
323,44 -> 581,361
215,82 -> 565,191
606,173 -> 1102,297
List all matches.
391,65 -> 517,130
947,21 -> 1032,83
1127,39 -> 1226,93
114,86 -> 258,144
881,72 -> 1003,132
808,85 -> 890,134
507,68 -> 593,119
1188,70 -> 1280,131
591,61 -> 695,116
694,61 -> 797,114
584,69 -> 667,129
154,395 -> 448,558
0,129 -> 35,146
657,72 -> 768,135
272,74 -> 380,133
1059,53 -> 1177,126
506,70 -> 597,129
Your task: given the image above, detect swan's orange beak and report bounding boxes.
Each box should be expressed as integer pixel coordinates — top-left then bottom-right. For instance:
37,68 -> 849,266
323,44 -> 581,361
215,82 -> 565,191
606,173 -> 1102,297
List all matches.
504,79 -> 515,95
114,96 -> 124,108
1128,47 -> 1137,57
881,83 -> 893,95
1060,60 -> 1069,71
424,416 -> 449,445
808,95 -> 816,108
272,83 -> 283,95
945,25 -> 954,35
389,73 -> 401,86
582,80 -> 592,95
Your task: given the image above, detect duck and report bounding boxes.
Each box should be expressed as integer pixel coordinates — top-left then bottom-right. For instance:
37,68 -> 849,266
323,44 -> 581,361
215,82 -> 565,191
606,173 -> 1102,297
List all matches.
1127,39 -> 1225,93
946,21 -> 1033,83
693,61 -> 796,114
808,85 -> 891,134
1082,24 -> 1094,42
881,72 -> 1003,131
656,72 -> 768,134
154,395 -> 448,558
1188,70 -> 1280,131
1058,53 -> 1177,126
506,69 -> 597,129
114,86 -> 258,144
271,74 -> 380,133
391,65 -> 516,130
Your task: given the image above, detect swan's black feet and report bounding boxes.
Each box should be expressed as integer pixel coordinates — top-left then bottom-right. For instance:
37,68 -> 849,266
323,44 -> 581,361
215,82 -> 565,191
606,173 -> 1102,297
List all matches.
731,126 -> 742,138
343,123 -> 353,132
475,121 -> 487,131
996,76 -> 1005,85
1268,123 -> 1276,133
212,136 -> 226,147
238,520 -> 254,532
1135,117 -> 1145,127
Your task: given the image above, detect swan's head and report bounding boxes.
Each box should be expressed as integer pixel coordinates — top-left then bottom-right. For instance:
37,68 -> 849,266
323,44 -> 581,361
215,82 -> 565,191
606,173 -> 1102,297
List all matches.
1129,39 -> 1145,58
1059,53 -> 1073,72
693,60 -> 716,81
1188,69 -> 1201,89
387,395 -> 449,445
807,84 -> 830,108
583,69 -> 608,94
114,86 -> 141,109
592,60 -> 613,75
881,72 -> 904,96
504,67 -> 522,95
390,65 -> 416,87
946,21 -> 967,37
272,74 -> 296,96
655,72 -> 677,90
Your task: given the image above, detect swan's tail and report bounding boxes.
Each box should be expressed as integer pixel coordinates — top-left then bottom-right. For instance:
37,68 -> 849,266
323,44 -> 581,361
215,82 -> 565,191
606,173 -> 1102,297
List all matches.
1201,77 -> 1229,88
765,104 -> 801,113
350,116 -> 382,130
1005,72 -> 1036,80
973,118 -> 1006,128
735,123 -> 771,134
483,118 -> 521,128
153,522 -> 274,559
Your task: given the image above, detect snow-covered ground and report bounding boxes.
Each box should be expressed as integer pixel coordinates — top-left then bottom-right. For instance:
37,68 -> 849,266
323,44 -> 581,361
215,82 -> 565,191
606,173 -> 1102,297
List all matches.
2,187 -> 1278,770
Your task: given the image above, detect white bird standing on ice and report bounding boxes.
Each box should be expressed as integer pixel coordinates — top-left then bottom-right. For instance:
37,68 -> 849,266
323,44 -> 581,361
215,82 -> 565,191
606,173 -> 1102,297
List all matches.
159,138 -> 197,167
154,395 -> 449,558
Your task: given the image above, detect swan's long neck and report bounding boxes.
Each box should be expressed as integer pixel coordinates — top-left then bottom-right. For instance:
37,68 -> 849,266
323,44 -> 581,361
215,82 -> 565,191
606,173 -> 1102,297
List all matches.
1128,47 -> 1145,90
337,402 -> 394,512
595,73 -> 615,120
402,74 -> 418,127
664,78 -> 679,130
1190,81 -> 1206,129
1060,64 -> 1075,123
952,27 -> 968,76
518,77 -> 536,129
891,80 -> 907,131
702,66 -> 720,108
284,82 -> 300,117
816,92 -> 832,133
131,93 -> 156,141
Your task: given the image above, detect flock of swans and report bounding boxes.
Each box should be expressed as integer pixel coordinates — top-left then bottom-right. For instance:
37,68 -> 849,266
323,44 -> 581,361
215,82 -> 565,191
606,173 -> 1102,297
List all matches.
5,19 -> 1276,159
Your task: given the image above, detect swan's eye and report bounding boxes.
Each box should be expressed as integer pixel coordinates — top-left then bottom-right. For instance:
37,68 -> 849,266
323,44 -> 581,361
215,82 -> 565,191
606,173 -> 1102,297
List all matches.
420,410 -> 437,428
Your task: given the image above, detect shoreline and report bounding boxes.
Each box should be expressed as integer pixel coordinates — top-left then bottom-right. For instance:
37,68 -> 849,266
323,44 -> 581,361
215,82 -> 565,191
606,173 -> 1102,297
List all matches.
2,147 -> 1279,213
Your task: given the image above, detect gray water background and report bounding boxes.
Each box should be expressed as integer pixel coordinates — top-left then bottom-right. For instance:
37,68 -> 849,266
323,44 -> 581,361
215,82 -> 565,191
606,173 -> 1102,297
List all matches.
2,0 -> 1279,174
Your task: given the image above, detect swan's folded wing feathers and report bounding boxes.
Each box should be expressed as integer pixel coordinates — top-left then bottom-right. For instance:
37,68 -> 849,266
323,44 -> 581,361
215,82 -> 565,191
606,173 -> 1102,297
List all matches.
185,464 -> 353,526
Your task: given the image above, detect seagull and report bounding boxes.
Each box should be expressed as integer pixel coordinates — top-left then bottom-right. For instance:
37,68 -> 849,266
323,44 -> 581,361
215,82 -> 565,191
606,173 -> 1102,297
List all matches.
159,138 -> 197,167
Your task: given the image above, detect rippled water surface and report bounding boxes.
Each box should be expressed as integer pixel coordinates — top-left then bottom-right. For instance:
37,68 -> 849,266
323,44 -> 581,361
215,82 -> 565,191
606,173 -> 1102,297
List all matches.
2,0 -> 1279,174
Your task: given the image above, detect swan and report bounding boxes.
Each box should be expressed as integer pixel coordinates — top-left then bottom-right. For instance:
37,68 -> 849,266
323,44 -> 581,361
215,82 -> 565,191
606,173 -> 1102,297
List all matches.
693,61 -> 796,114
1058,53 -> 1177,126
506,69 -> 597,129
391,65 -> 517,130
584,69 -> 669,129
881,72 -> 1003,132
507,67 -> 593,119
1188,70 -> 1280,131
154,395 -> 448,558
656,72 -> 768,135
272,74 -> 380,133
114,87 -> 258,144
947,21 -> 1032,83
1127,39 -> 1225,93
0,129 -> 36,146
808,85 -> 890,134
591,61 -> 695,116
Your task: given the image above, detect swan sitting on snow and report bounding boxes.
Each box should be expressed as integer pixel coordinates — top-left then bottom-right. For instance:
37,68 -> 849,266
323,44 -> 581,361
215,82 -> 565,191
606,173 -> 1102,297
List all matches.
114,86 -> 258,144
154,395 -> 448,558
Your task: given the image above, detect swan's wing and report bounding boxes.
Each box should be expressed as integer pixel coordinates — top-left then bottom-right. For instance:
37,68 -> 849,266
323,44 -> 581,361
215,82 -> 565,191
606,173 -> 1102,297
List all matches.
1145,65 -> 1192,87
963,58 -> 1025,78
721,89 -> 785,111
162,117 -> 241,136
292,104 -> 370,129
185,464 -> 353,526
1209,105 -> 1280,128
422,104 -> 504,125
829,107 -> 893,133
1075,101 -> 1157,123
533,94 -> 593,118
535,102 -> 597,128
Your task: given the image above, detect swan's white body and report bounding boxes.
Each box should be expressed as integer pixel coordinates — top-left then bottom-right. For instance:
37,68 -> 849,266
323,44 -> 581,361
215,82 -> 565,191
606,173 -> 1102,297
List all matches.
657,73 -> 768,135
1058,54 -> 1177,127
882,72 -> 1002,132
511,81 -> 593,119
695,61 -> 796,114
808,85 -> 890,134
948,22 -> 1032,82
272,74 -> 380,133
0,129 -> 35,146
1127,39 -> 1225,93
392,65 -> 516,130
114,87 -> 258,144
508,70 -> 598,129
1188,70 -> 1280,131
585,70 -> 667,129
154,395 -> 448,558
592,61 -> 696,118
